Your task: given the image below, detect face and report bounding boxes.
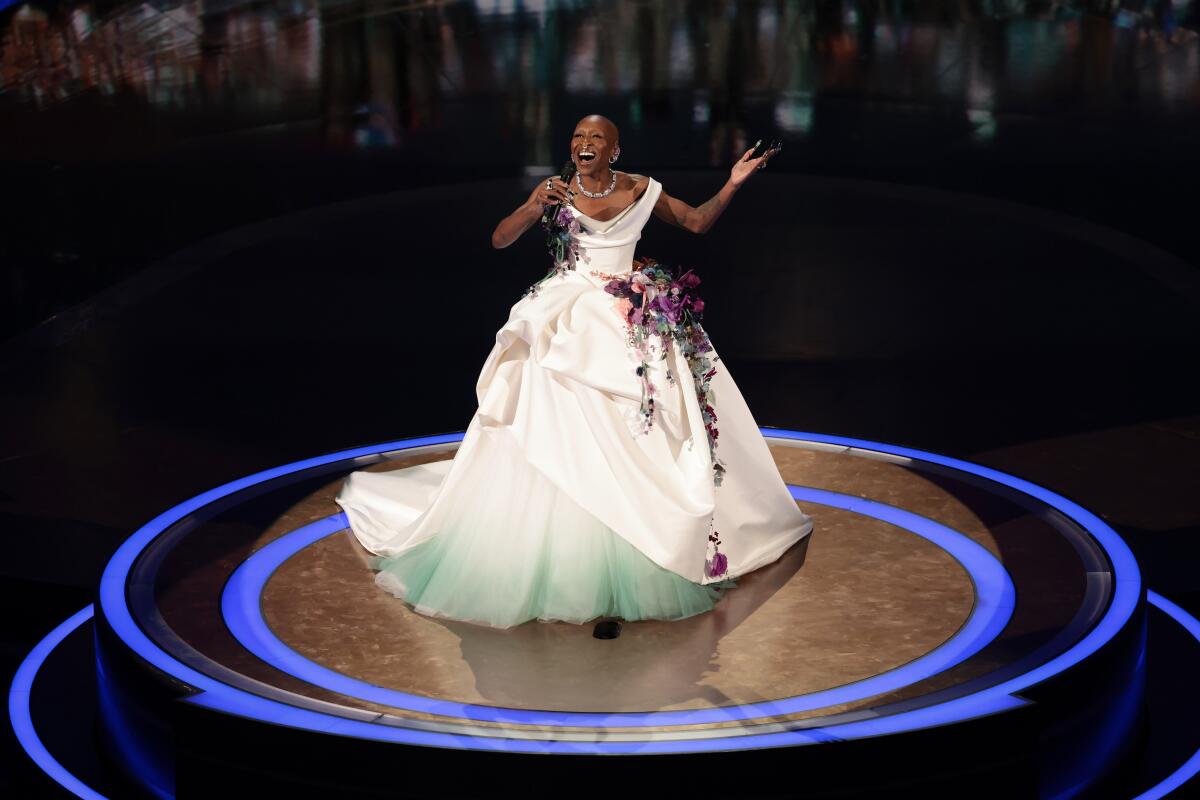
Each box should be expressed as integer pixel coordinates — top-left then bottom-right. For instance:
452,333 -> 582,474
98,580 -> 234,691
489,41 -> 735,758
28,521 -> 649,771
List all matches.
571,116 -> 619,176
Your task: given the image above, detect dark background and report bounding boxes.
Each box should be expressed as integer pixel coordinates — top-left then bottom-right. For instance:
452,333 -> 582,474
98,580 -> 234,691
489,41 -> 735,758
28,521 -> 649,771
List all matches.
2,0 -> 1199,795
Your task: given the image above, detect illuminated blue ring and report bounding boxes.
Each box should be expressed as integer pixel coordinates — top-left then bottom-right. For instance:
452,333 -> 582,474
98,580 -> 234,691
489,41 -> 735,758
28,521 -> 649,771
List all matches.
763,428 -> 1143,696
7,604 -> 107,800
1133,591 -> 1200,799
221,485 -> 1014,727
96,430 -> 1140,751
13,593 -> 1192,796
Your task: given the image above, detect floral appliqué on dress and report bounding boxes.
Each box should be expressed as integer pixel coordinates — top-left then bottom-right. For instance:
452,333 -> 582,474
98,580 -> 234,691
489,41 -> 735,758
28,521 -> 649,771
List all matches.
524,204 -> 587,297
594,258 -> 728,579
523,200 -> 729,578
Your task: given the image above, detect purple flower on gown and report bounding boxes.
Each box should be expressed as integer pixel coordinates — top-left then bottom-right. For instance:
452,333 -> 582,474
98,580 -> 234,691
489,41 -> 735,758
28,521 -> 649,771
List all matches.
598,257 -> 724,487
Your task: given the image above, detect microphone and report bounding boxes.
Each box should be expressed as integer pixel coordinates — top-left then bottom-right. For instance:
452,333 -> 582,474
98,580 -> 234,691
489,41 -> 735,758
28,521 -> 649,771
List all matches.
543,159 -> 578,225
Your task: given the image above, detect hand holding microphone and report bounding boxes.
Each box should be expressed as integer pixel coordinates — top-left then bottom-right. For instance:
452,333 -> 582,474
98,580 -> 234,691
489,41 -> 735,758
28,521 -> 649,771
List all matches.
539,159 -> 578,223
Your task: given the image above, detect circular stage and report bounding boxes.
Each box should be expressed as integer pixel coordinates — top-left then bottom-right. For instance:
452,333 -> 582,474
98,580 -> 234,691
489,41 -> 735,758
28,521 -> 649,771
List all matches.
92,430 -> 1144,797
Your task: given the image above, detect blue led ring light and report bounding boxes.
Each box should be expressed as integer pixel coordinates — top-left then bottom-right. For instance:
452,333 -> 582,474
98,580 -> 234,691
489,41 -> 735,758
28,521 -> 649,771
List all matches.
14,591 -> 1194,798
221,486 -> 1015,728
7,605 -> 106,800
94,431 -> 1140,752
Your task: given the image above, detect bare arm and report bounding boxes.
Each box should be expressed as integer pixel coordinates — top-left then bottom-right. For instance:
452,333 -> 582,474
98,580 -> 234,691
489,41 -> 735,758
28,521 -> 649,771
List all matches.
651,141 -> 781,235
491,202 -> 542,249
492,177 -> 570,249
652,179 -> 740,235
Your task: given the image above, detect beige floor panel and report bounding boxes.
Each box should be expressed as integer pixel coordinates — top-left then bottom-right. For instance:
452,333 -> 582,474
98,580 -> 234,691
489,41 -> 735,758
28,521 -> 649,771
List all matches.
151,443 -> 1087,732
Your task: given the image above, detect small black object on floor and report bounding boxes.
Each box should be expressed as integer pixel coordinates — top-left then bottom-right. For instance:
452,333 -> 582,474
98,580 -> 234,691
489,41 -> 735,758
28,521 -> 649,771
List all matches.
593,620 -> 621,639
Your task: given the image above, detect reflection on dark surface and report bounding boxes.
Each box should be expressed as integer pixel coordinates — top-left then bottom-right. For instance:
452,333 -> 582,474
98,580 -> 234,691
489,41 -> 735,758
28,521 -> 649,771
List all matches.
3,0 -> 1200,337
450,536 -> 808,711
4,0 -> 1200,156
2,6 -> 1200,796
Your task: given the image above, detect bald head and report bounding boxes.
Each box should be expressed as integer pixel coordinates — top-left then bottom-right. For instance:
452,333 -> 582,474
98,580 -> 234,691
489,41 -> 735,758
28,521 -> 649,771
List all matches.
570,115 -> 621,176
576,114 -> 619,144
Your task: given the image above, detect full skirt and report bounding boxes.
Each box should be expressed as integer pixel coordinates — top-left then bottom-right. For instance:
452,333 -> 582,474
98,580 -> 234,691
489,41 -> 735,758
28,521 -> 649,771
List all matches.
359,423 -> 731,628
336,267 -> 811,629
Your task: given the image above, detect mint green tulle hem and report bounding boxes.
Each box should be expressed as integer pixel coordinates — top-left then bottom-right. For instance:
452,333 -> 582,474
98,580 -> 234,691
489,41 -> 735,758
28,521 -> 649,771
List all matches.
368,526 -> 736,630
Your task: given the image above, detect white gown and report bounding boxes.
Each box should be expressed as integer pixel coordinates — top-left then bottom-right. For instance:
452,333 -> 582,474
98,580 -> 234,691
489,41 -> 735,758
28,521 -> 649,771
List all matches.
336,177 -> 813,628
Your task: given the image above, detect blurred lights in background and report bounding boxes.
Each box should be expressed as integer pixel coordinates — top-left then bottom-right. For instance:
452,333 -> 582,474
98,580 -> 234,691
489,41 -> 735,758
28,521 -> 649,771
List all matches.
2,0 -> 1199,160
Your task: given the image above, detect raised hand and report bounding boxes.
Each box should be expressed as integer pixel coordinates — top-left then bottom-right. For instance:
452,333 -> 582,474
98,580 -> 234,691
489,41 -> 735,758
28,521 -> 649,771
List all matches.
730,140 -> 781,187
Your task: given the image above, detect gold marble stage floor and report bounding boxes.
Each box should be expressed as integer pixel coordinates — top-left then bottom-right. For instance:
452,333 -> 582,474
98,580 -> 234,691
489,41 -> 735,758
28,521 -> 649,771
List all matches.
92,430 -> 1141,796
148,439 -> 1085,733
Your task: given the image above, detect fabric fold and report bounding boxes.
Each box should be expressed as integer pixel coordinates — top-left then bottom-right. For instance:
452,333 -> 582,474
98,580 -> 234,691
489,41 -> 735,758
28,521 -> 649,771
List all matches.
362,425 -> 734,629
336,174 -> 813,627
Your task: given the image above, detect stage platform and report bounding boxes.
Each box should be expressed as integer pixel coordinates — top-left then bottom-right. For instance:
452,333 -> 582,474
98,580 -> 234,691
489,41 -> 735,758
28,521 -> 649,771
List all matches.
70,430 -> 1145,796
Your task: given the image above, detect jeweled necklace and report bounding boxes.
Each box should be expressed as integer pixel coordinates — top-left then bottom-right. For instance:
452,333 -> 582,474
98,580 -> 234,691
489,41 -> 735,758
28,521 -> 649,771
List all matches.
575,169 -> 617,199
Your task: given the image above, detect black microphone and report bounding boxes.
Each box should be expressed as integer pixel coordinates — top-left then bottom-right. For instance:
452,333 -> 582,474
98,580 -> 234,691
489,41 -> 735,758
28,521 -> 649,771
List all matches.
542,159 -> 578,225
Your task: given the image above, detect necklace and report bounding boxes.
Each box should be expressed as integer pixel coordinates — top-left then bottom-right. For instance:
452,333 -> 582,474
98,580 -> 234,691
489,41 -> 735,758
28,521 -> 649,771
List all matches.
575,170 -> 617,199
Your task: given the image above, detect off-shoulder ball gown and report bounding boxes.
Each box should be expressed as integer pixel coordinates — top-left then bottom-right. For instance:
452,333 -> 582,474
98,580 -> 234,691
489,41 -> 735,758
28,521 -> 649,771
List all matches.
336,176 -> 813,629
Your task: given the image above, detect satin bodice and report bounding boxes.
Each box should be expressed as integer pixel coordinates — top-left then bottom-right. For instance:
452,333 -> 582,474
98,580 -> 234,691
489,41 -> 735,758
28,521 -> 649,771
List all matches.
569,177 -> 663,285
337,169 -> 813,593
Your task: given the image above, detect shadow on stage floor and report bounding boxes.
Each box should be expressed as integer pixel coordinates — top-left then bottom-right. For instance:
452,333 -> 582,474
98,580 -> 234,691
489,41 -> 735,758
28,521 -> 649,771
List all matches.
1,172 -> 1198,797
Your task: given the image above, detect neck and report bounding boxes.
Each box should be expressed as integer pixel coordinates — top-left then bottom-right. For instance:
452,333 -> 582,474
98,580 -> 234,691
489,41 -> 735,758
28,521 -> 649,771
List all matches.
578,168 -> 614,192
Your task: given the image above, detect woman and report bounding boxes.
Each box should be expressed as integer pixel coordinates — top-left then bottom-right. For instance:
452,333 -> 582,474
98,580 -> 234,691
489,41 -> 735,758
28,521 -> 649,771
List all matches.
336,115 -> 813,629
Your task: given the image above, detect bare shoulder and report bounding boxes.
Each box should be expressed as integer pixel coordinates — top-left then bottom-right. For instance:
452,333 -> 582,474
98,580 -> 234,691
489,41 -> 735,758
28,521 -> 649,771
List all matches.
619,172 -> 649,189
628,172 -> 670,201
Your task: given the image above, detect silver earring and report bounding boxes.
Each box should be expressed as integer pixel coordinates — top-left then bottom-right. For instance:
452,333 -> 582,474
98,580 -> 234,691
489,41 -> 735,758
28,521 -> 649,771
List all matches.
609,151 -> 619,164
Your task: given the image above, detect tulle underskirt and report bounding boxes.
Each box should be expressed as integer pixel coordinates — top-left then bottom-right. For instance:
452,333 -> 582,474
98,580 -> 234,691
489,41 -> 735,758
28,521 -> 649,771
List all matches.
366,428 -> 735,630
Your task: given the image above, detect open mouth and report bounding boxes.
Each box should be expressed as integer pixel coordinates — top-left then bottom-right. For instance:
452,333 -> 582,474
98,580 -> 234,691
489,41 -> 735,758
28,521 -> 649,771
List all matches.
577,151 -> 596,164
